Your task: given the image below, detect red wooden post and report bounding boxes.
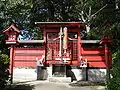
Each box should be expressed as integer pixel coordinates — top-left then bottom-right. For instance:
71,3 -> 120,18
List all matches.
104,42 -> 111,82
44,28 -> 47,66
100,38 -> 112,81
78,31 -> 81,65
9,45 -> 14,83
105,43 -> 109,71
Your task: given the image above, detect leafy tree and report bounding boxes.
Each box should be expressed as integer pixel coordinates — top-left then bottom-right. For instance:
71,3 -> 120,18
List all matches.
0,1 -> 10,88
0,0 -> 110,39
0,51 -> 10,89
106,51 -> 120,90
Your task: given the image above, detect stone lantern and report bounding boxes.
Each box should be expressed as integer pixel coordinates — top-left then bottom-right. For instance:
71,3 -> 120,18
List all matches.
3,24 -> 20,44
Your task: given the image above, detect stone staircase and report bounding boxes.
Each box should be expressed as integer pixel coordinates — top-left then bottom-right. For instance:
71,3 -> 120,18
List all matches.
49,77 -> 71,83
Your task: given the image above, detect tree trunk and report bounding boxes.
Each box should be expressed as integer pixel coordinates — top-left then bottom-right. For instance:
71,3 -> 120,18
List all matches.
85,25 -> 90,32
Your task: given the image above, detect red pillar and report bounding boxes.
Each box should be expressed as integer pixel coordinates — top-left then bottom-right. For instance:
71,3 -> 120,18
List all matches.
104,43 -> 110,80
9,45 -> 14,83
78,31 -> 81,65
44,29 -> 47,66
105,43 -> 109,71
100,38 -> 112,81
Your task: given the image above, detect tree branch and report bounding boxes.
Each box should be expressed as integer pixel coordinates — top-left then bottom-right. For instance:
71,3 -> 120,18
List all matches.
89,6 -> 91,17
91,4 -> 107,18
115,0 -> 119,9
80,11 -> 86,22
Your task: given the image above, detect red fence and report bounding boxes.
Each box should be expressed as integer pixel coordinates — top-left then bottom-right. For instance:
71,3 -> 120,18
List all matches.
81,48 -> 112,67
14,48 -> 45,67
13,46 -> 112,68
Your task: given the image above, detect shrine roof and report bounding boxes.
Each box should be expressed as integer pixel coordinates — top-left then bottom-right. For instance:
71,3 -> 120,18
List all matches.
35,22 -> 85,24
35,22 -> 86,29
81,40 -> 100,43
18,40 -> 100,44
3,24 -> 20,33
18,40 -> 44,44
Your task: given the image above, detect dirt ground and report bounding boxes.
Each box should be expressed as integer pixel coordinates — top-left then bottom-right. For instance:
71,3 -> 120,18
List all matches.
6,81 -> 105,90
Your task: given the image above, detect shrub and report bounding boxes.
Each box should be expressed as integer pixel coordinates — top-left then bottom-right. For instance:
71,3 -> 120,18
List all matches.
106,51 -> 120,90
0,51 -> 10,89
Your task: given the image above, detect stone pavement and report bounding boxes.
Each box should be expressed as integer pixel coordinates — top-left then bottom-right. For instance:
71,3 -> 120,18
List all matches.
7,80 -> 105,90
11,68 -> 106,90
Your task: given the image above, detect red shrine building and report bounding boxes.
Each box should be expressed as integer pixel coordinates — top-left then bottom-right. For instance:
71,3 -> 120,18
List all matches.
3,22 -> 112,82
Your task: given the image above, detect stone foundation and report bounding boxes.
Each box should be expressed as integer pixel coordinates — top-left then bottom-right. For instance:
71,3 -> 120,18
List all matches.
71,66 -> 106,82
13,68 -> 37,82
88,69 -> 106,82
13,66 -> 106,83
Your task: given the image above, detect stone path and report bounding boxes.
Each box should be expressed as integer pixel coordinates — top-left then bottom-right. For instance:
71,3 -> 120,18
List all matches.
11,68 -> 105,90
7,81 -> 105,90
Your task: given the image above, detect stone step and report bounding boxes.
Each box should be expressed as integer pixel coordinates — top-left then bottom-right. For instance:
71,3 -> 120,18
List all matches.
49,77 -> 71,83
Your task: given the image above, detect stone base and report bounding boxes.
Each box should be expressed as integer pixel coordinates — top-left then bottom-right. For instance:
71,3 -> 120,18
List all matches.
49,77 -> 71,83
71,67 -> 106,82
13,67 -> 106,83
88,69 -> 106,82
13,68 -> 37,83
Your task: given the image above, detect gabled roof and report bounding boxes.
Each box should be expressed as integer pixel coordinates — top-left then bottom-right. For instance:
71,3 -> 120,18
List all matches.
35,22 -> 87,29
3,24 -> 20,33
18,40 -> 100,44
35,22 -> 86,24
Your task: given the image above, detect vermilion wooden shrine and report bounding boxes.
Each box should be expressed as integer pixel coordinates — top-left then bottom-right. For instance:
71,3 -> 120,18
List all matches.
3,22 -> 112,82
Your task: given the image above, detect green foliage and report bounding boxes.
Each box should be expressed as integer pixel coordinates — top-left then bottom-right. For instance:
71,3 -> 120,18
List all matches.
107,51 -> 120,90
0,51 -> 10,89
0,52 -> 9,64
0,0 -> 109,40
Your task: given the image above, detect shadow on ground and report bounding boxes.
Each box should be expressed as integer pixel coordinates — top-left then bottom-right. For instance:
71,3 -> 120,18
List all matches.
6,84 -> 35,90
69,81 -> 105,87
